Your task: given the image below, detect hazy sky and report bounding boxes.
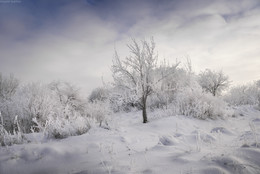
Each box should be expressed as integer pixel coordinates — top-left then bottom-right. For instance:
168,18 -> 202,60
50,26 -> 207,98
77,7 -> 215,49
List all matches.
1,0 -> 260,94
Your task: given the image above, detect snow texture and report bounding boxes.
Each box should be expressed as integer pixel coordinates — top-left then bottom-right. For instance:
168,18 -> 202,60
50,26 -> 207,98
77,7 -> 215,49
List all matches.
0,106 -> 260,174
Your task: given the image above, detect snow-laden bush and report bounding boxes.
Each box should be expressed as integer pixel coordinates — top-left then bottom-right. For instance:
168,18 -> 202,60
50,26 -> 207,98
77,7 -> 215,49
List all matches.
147,93 -> 167,110
43,113 -> 95,139
174,85 -> 228,119
225,82 -> 260,106
0,73 -> 19,101
108,87 -> 140,112
86,100 -> 112,127
48,81 -> 87,116
147,64 -> 196,111
0,126 -> 24,146
88,87 -> 109,102
41,101 -> 111,139
0,73 -> 20,133
16,83 -> 55,132
32,84 -> 112,139
0,83 -> 59,133
0,80 -> 112,140
0,114 -> 26,146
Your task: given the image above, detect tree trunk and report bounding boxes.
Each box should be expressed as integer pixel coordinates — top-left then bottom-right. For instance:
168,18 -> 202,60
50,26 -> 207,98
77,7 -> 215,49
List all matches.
142,95 -> 148,123
212,88 -> 216,96
142,106 -> 148,123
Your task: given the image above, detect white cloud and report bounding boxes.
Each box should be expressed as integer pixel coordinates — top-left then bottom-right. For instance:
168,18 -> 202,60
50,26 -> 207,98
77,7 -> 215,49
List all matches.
122,0 -> 260,85
0,0 -> 259,94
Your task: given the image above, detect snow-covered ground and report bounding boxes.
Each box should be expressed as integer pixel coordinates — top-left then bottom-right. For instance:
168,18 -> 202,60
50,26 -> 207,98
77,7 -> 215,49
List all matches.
1,106 -> 260,174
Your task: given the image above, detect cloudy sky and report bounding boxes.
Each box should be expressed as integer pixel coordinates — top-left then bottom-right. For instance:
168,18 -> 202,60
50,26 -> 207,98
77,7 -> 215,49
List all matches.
1,0 -> 260,94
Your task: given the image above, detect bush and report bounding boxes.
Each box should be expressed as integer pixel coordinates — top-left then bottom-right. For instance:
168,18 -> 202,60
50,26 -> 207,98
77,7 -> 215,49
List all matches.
40,100 -> 111,139
86,100 -> 112,127
0,114 -> 27,146
88,87 -> 109,102
43,113 -> 94,139
0,80 -> 113,141
0,73 -> 19,101
225,83 -> 259,106
174,85 -> 229,119
108,87 -> 140,112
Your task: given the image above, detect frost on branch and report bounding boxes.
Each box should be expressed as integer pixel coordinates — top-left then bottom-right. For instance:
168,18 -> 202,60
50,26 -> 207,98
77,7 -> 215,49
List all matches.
198,69 -> 230,96
175,83 -> 228,119
111,38 -> 179,123
225,80 -> 260,107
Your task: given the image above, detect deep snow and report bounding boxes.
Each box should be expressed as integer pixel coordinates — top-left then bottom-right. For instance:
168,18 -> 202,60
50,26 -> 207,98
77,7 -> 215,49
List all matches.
1,106 -> 260,174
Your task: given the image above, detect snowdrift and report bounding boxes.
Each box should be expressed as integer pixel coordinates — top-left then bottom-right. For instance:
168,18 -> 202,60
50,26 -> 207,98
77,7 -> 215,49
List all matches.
0,106 -> 260,174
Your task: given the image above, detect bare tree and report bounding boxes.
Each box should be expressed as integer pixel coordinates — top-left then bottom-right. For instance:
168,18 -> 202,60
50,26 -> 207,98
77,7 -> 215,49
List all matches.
198,69 -> 230,96
112,38 -> 178,123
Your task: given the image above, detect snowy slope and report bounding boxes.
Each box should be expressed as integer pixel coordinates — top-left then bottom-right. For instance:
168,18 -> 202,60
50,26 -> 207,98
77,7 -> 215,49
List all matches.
1,106 -> 260,174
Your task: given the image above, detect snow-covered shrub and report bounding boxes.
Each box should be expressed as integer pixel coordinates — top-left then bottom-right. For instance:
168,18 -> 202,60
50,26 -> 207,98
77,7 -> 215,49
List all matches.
43,100 -> 111,138
0,114 -> 26,146
16,83 -> 56,133
0,73 -> 19,101
147,93 -> 167,110
49,81 -> 87,116
0,72 -> 117,141
148,64 -> 196,110
88,87 -> 109,102
86,100 -> 112,127
35,82 -> 112,138
0,73 -> 20,133
43,112 -> 94,139
0,99 -> 16,133
0,79 -> 112,140
0,83 -> 58,133
225,82 -> 260,106
108,87 -> 140,112
33,81 -> 96,138
174,85 -> 228,119
0,125 -> 22,146
225,86 -> 256,105
232,80 -> 260,108
39,83 -> 112,138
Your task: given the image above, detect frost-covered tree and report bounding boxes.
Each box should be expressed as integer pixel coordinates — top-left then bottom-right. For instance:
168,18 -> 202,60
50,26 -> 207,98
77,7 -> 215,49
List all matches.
112,38 -> 178,123
198,69 -> 230,96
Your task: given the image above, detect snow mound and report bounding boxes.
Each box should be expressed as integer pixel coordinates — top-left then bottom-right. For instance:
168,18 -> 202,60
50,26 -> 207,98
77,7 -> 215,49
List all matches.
211,127 -> 233,135
210,148 -> 260,174
159,135 -> 178,146
201,166 -> 228,174
191,130 -> 216,143
252,118 -> 260,123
